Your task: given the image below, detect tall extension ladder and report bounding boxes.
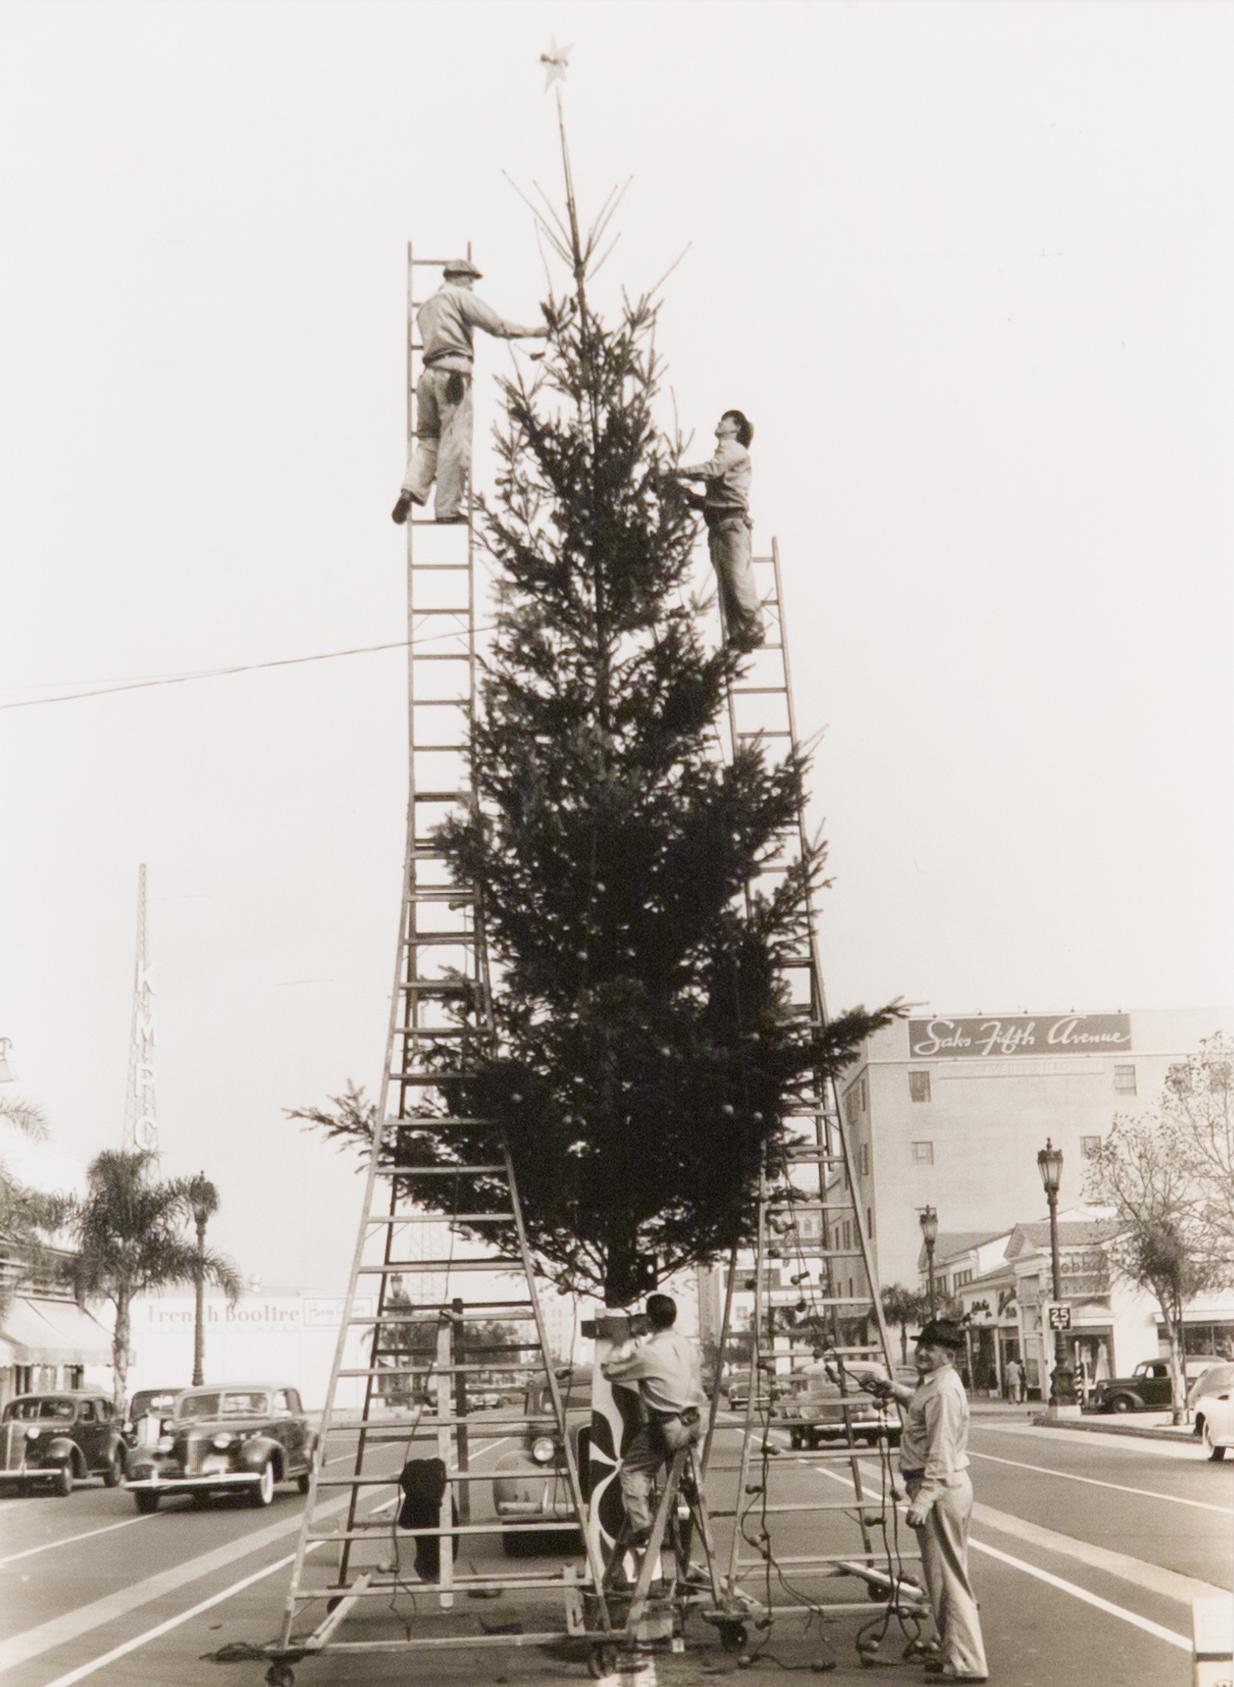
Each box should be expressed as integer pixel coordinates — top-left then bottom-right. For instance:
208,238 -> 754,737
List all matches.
263,246 -> 610,1687
701,542 -> 927,1659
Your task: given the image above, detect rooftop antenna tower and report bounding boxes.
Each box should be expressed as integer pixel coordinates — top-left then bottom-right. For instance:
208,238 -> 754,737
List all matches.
121,863 -> 158,1156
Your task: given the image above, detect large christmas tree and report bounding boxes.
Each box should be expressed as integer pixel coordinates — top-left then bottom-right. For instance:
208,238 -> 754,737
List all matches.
295,193 -> 895,1307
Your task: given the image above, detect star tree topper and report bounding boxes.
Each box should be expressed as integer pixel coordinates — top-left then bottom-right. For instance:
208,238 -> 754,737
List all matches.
540,37 -> 572,90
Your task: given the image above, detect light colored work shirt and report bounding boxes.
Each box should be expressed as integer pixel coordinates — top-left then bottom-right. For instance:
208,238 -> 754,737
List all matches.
678,438 -> 752,515
899,1363 -> 970,1510
601,1328 -> 704,1415
417,284 -> 539,372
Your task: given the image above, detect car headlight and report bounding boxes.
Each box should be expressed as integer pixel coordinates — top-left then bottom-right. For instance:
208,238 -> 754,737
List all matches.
212,1433 -> 234,1450
156,1435 -> 175,1453
530,1436 -> 557,1465
25,1426 -> 41,1441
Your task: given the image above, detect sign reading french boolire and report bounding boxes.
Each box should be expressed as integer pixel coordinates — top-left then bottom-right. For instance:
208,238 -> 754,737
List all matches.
908,1013 -> 1132,1061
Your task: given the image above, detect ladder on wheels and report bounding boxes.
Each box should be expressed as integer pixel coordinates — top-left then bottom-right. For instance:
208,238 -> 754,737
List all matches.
262,245 -> 611,1687
700,541 -> 928,1663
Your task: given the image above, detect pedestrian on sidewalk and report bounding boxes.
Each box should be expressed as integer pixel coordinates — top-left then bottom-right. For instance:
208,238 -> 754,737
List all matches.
666,411 -> 764,650
600,1293 -> 705,1546
392,259 -> 547,526
1004,1355 -> 1024,1404
863,1320 -> 989,1683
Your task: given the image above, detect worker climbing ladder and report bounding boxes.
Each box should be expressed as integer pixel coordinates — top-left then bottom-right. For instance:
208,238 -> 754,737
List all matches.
261,246 -> 611,1687
700,543 -> 929,1661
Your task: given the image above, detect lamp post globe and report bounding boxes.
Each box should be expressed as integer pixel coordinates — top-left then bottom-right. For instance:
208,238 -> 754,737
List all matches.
1036,1139 -> 1075,1409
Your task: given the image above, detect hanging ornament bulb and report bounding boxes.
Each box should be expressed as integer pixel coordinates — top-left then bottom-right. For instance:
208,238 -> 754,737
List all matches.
720,1104 -> 735,1117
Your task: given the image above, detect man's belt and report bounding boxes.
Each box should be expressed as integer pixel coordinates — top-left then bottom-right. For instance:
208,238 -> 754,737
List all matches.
423,351 -> 473,371
900,1467 -> 925,1480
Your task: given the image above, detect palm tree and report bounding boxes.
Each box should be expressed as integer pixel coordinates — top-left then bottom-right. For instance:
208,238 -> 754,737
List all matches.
184,1172 -> 220,1386
0,1095 -> 63,1319
63,1150 -> 242,1406
880,1283 -> 932,1363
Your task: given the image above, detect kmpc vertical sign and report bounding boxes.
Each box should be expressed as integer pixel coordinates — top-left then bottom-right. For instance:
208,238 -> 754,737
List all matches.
908,1014 -> 1132,1060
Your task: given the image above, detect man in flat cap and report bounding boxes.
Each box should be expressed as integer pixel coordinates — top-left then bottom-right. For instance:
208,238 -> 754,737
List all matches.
392,258 -> 547,525
667,409 -> 763,650
862,1320 -> 988,1682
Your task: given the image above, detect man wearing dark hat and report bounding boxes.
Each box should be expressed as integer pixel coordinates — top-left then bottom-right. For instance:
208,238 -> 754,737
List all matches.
862,1320 -> 988,1682
392,259 -> 547,525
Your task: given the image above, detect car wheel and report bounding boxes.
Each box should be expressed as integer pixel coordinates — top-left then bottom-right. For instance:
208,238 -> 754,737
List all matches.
103,1448 -> 126,1489
135,1490 -> 160,1514
789,1428 -> 802,1449
52,1464 -> 72,1498
1203,1420 -> 1227,1462
250,1460 -> 276,1507
191,1490 -> 212,1508
1111,1395 -> 1136,1414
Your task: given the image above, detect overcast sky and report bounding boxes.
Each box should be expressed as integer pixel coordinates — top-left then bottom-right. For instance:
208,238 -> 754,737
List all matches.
1,1 -> 1231,1290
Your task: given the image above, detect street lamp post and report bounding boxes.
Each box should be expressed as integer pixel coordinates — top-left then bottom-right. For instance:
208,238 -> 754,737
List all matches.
920,1205 -> 939,1318
1036,1138 -> 1075,1410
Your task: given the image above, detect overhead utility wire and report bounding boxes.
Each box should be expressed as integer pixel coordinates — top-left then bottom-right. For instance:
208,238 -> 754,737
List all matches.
0,624 -> 500,714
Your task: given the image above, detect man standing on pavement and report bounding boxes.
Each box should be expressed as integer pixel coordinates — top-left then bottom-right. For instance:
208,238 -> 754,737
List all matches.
668,410 -> 764,649
600,1293 -> 705,1545
864,1320 -> 989,1683
1004,1354 -> 1024,1404
392,259 -> 547,526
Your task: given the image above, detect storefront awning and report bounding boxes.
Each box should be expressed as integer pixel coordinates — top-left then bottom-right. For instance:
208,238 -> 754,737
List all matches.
0,1297 -> 112,1365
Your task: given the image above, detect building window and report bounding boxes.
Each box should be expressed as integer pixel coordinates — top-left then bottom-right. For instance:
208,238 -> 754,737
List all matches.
909,1071 -> 931,1103
912,1141 -> 934,1165
857,1143 -> 871,1178
954,1270 -> 972,1289
1114,1064 -> 1137,1095
845,1088 -> 859,1126
858,1077 -> 868,1113
1081,1135 -> 1102,1159
866,1206 -> 873,1237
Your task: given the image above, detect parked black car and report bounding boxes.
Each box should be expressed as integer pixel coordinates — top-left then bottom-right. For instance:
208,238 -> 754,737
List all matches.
0,1392 -> 127,1495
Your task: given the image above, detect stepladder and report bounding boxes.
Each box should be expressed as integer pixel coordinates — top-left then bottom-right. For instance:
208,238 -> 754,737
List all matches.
260,244 -> 613,1686
698,537 -> 931,1666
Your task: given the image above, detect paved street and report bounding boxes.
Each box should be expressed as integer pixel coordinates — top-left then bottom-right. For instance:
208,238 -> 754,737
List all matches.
0,1417 -> 1229,1687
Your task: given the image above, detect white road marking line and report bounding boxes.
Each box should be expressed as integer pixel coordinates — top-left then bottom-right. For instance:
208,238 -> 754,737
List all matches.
969,1537 -> 1190,1651
0,1510 -> 158,1567
8,1439 -> 516,1678
25,1490 -> 401,1687
0,1502 -> 336,1674
970,1447 -> 1234,1515
800,1450 -> 1228,1606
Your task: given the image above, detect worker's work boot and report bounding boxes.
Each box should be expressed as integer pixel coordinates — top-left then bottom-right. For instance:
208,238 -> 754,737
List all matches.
391,490 -> 426,525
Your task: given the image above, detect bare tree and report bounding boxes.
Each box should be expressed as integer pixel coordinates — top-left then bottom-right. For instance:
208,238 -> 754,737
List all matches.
1160,1034 -> 1234,1260
1086,1112 -> 1227,1422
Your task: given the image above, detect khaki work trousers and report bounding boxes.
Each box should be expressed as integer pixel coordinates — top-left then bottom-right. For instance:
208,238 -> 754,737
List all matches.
706,514 -> 763,647
403,366 -> 472,520
909,1474 -> 988,1680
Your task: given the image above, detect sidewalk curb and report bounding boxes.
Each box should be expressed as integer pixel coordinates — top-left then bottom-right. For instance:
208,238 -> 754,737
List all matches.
1029,1413 -> 1198,1444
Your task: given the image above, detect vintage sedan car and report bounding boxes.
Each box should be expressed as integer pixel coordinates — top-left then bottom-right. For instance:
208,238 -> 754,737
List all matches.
123,1386 -> 186,1452
1087,1356 -> 1222,1414
1189,1363 -> 1234,1460
124,1383 -> 316,1512
491,1372 -> 593,1555
0,1392 -> 127,1495
775,1361 -> 903,1449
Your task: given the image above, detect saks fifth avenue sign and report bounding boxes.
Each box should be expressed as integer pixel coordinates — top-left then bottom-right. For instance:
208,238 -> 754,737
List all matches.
908,1014 -> 1132,1060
